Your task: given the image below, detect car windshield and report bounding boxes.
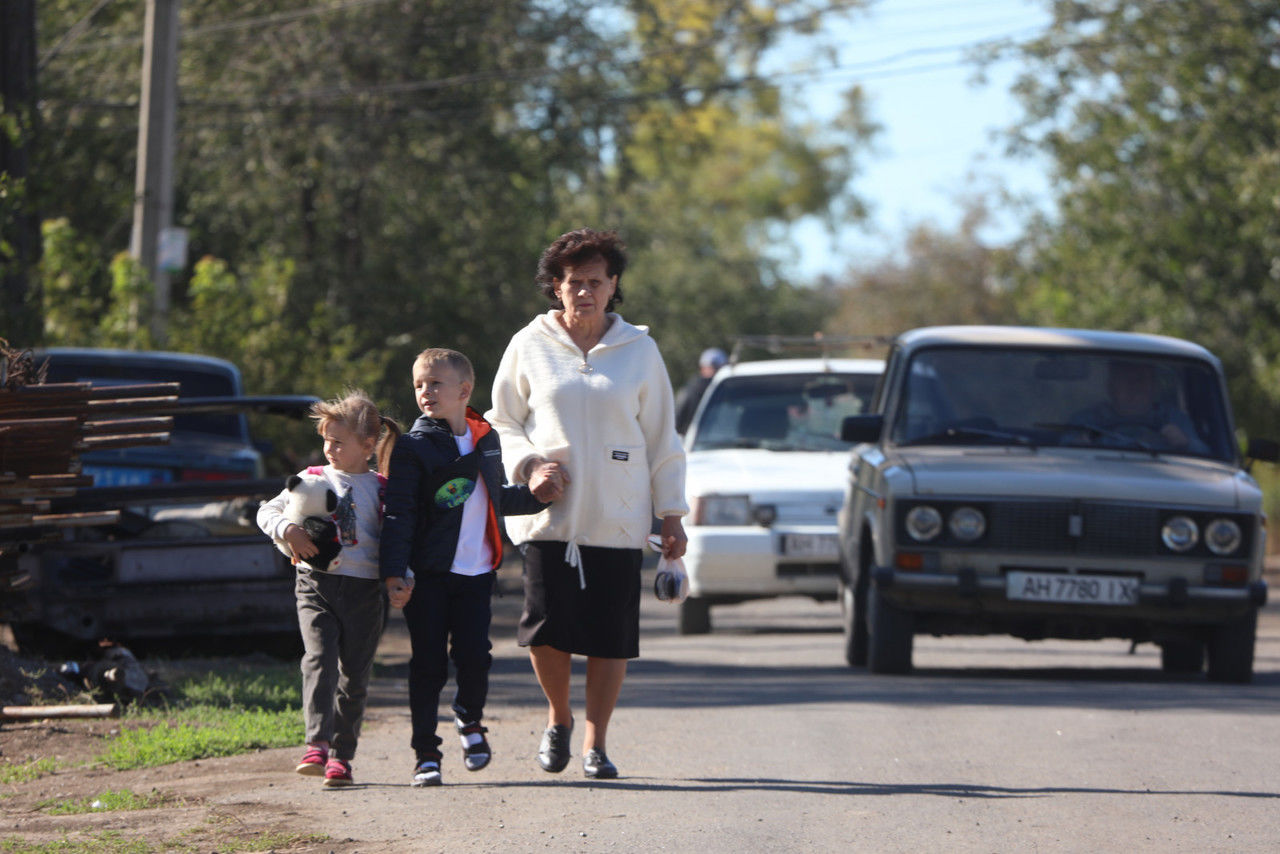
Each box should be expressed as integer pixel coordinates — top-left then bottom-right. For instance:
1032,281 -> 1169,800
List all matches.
691,372 -> 879,452
41,357 -> 248,441
890,347 -> 1236,461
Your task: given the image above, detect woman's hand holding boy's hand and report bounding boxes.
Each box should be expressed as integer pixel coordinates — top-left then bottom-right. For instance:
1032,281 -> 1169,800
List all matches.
385,576 -> 413,609
529,460 -> 569,502
283,524 -> 318,562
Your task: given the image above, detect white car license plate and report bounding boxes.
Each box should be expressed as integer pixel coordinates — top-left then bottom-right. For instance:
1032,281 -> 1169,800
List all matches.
1006,571 -> 1139,606
782,533 -> 839,559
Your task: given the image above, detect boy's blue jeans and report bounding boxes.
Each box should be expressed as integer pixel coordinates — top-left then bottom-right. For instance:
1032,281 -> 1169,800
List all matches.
402,570 -> 495,762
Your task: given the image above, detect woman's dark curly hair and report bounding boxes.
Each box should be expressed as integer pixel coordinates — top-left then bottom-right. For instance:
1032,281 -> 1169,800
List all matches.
536,228 -> 627,311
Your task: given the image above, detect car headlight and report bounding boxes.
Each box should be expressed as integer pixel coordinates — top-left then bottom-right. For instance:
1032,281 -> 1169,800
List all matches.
948,506 -> 986,542
1204,518 -> 1242,556
1161,515 -> 1199,552
692,495 -> 753,526
905,505 -> 943,542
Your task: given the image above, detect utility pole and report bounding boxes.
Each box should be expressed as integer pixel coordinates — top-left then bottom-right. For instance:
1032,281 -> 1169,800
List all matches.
129,0 -> 180,346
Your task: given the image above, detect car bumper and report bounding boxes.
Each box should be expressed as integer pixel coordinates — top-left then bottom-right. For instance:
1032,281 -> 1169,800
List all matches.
684,525 -> 840,599
873,566 -> 1266,623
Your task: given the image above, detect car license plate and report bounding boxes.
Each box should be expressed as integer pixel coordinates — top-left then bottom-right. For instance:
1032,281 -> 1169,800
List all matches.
83,465 -> 173,487
1006,571 -> 1139,606
782,533 -> 839,559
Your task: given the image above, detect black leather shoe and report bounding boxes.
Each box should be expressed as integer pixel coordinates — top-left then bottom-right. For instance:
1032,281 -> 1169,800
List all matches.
583,748 -> 617,779
537,722 -> 572,773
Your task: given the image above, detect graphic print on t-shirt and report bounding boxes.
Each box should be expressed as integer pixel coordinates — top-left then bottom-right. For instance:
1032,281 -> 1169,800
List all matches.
435,477 -> 476,509
334,488 -> 359,546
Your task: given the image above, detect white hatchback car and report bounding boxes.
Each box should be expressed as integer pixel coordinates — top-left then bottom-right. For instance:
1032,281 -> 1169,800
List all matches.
679,357 -> 885,633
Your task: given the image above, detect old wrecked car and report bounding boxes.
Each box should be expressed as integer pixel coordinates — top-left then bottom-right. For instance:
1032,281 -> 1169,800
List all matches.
1,348 -> 315,656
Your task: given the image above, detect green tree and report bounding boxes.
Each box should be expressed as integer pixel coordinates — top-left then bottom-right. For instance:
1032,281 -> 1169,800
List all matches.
828,202 -> 1019,338
1000,0 -> 1280,435
32,0 -> 874,418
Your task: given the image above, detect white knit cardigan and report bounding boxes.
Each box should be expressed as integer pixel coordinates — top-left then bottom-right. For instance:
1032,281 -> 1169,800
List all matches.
486,311 -> 688,562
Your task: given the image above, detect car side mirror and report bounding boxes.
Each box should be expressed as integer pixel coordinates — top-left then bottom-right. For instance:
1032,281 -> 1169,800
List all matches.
841,414 -> 883,443
1246,437 -> 1279,463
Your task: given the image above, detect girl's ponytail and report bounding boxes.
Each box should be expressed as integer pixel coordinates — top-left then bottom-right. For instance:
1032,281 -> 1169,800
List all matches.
375,414 -> 402,477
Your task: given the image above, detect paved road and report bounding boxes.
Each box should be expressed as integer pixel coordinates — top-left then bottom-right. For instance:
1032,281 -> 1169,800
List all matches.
239,576 -> 1280,853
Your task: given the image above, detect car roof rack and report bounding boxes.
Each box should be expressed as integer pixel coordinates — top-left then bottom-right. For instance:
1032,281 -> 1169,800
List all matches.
729,334 -> 893,365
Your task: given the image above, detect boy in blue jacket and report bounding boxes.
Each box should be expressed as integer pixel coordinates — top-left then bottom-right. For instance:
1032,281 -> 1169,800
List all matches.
381,348 -> 554,787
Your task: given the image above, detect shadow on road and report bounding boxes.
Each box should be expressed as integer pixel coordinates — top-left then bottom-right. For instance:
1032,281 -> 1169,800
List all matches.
328,775 -> 1280,801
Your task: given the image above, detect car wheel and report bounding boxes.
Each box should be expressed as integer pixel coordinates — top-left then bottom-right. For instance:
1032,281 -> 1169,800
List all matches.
678,597 -> 711,635
1159,638 -> 1204,674
839,576 -> 869,668
1206,609 -> 1257,684
866,584 -> 912,674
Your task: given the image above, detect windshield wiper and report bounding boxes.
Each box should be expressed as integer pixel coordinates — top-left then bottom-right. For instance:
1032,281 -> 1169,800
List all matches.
1035,421 -> 1158,455
904,426 -> 1035,448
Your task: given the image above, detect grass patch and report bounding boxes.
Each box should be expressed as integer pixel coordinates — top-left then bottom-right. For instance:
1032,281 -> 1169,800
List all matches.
88,659 -> 304,771
0,758 -> 58,784
0,831 -> 152,854
36,788 -> 179,815
97,707 -> 302,771
159,662 -> 300,712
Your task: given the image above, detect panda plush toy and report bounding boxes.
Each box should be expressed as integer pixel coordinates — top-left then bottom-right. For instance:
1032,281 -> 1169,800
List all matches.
272,473 -> 343,572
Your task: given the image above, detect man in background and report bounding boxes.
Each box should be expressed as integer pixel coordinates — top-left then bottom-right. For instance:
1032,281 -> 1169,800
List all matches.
675,347 -> 727,434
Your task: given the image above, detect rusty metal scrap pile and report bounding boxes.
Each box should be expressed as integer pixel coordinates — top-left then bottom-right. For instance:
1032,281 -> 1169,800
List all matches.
0,379 -> 178,543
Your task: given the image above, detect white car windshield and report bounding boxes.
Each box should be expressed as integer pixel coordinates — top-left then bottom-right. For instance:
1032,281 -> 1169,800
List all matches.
691,372 -> 878,452
891,347 -> 1235,460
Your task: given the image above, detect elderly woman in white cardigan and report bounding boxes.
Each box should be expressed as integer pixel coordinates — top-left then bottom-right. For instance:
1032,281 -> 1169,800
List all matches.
486,227 -> 688,780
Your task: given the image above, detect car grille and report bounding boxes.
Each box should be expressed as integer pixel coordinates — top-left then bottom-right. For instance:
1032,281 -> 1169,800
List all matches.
985,501 -> 1161,556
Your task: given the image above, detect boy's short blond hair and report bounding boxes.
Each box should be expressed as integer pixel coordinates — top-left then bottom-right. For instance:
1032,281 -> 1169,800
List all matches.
412,348 -> 474,386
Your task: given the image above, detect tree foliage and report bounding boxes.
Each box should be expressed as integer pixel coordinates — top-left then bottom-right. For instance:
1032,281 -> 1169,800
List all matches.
26,0 -> 874,448
828,202 -> 1020,338
1001,0 -> 1280,435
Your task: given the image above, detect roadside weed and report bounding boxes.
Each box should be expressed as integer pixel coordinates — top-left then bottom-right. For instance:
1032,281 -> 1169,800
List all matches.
0,758 -> 58,784
83,661 -> 304,771
96,707 -> 302,771
36,788 -> 179,814
0,831 -> 151,853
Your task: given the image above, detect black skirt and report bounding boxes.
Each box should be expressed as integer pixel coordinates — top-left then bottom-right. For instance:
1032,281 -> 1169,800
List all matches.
517,541 -> 642,659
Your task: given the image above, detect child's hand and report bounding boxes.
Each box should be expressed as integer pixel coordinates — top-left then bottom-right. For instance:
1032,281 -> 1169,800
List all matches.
284,524 -> 318,561
529,461 -> 569,502
385,576 -> 413,609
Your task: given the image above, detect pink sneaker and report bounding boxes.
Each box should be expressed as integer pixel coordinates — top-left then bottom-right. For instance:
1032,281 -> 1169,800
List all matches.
295,746 -> 327,776
323,758 -> 353,787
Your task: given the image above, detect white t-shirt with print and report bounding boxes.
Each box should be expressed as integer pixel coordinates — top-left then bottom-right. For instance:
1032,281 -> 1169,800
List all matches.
451,427 -> 493,576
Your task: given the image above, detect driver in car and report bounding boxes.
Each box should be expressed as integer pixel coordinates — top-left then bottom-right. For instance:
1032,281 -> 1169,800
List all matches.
1072,359 -> 1208,453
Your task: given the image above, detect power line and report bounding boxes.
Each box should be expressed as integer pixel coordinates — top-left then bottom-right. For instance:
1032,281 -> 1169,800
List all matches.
37,0 -> 116,70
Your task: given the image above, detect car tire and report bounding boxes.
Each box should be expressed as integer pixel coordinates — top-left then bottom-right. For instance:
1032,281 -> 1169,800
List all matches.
678,597 -> 711,635
1206,609 -> 1257,684
866,584 -> 912,674
1159,638 -> 1204,674
839,576 -> 868,668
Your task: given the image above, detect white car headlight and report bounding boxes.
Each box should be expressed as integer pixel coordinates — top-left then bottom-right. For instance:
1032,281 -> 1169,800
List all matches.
905,505 -> 943,542
692,495 -> 753,526
948,506 -> 986,542
1161,515 -> 1199,552
1204,518 -> 1242,556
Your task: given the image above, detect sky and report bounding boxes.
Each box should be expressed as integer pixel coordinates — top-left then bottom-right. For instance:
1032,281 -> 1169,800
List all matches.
770,0 -> 1054,280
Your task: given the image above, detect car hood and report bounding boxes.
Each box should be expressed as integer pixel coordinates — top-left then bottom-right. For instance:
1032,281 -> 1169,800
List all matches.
891,446 -> 1255,509
686,448 -> 848,497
